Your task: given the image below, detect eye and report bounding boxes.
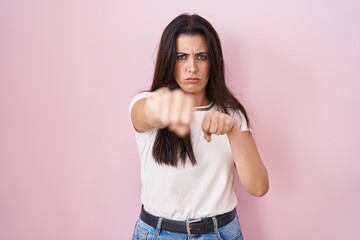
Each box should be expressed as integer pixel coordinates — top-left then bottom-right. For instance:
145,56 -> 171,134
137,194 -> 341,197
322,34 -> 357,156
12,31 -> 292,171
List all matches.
197,54 -> 207,61
176,54 -> 187,60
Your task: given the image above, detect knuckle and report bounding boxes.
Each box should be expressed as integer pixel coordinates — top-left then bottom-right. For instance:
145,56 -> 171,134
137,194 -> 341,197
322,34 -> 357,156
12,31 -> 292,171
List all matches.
169,116 -> 180,125
172,89 -> 184,97
225,118 -> 232,126
160,114 -> 169,124
180,114 -> 190,125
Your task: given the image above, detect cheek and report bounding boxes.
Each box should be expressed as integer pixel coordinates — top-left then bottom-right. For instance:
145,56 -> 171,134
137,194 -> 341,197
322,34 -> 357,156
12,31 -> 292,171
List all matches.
174,67 -> 179,79
202,63 -> 210,77
174,63 -> 184,79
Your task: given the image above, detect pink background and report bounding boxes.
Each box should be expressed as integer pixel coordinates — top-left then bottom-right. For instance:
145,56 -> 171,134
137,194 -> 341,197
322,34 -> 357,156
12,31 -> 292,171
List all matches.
1,0 -> 359,239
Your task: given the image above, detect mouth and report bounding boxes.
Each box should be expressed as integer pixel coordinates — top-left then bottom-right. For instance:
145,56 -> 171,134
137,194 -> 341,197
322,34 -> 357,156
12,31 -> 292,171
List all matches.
185,77 -> 200,81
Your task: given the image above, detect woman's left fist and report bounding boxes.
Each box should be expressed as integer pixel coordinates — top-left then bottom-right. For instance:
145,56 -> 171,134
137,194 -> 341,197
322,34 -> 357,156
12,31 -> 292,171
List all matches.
201,111 -> 238,142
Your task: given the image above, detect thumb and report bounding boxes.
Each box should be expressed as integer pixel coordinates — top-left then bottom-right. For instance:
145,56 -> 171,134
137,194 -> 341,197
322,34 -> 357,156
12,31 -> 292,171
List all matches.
203,132 -> 212,142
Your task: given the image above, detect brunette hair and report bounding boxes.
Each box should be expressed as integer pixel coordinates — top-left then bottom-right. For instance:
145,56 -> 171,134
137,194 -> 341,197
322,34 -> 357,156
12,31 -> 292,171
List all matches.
151,13 -> 250,167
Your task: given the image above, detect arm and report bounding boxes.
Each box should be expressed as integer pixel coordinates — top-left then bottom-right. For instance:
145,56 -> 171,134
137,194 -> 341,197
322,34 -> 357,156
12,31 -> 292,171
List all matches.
202,111 -> 269,197
227,128 -> 269,197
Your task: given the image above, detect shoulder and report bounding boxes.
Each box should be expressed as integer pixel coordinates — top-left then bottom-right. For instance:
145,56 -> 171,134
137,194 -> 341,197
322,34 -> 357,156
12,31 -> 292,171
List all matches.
129,91 -> 152,117
129,92 -> 151,110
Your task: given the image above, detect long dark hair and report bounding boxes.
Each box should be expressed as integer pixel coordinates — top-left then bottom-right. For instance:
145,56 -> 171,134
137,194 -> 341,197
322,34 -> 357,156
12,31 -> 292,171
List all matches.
150,13 -> 250,167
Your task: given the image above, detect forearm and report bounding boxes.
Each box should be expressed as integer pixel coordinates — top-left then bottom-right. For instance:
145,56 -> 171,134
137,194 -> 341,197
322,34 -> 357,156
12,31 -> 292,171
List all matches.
227,127 -> 269,197
131,98 -> 162,132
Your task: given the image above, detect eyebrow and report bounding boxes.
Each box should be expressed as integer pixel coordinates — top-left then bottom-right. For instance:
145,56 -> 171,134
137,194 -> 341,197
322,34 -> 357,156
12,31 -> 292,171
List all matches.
176,52 -> 208,55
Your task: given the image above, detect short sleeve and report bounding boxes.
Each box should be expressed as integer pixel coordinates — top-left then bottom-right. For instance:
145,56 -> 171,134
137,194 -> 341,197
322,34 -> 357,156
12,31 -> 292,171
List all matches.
233,110 -> 252,132
129,91 -> 151,131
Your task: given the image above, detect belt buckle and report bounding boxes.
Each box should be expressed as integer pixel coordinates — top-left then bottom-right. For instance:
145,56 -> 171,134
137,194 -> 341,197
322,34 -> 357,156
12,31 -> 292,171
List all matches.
186,218 -> 202,236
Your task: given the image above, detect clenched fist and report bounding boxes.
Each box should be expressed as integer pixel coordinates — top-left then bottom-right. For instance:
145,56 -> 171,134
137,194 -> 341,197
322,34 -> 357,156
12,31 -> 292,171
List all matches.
202,111 -> 238,142
145,88 -> 195,137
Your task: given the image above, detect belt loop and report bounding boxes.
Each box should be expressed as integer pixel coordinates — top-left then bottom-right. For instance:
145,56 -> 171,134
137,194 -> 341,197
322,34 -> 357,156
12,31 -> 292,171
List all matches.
211,216 -> 219,233
154,217 -> 163,236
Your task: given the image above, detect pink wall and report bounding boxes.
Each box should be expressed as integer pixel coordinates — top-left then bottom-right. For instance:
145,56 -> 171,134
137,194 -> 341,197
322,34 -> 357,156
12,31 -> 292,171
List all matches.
1,0 -> 359,239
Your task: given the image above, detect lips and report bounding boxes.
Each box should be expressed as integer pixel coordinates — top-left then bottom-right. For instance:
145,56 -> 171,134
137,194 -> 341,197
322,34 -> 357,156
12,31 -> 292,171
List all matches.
185,77 -> 200,81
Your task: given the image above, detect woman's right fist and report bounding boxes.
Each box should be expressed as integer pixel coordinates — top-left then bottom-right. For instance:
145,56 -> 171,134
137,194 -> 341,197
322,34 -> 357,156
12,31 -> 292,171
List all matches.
145,88 -> 194,137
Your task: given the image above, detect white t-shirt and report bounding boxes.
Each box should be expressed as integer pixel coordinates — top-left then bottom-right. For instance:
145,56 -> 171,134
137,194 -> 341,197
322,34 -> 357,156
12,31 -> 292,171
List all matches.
129,92 -> 250,220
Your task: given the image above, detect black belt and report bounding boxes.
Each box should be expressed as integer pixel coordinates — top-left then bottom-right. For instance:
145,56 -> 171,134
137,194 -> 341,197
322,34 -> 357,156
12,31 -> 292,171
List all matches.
139,206 -> 237,236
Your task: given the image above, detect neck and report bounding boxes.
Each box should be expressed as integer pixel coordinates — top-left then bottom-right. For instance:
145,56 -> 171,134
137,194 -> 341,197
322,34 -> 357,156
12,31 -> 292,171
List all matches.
192,94 -> 210,107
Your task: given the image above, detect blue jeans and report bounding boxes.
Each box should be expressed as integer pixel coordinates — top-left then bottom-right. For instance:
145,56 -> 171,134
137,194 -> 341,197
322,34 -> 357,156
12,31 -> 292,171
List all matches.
132,215 -> 244,240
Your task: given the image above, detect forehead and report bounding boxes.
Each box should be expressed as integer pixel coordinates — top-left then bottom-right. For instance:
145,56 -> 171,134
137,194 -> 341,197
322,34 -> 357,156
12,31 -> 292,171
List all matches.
175,34 -> 208,52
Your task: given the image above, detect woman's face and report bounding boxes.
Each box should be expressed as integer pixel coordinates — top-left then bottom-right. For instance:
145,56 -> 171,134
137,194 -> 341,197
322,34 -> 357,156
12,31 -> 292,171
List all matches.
174,34 -> 210,102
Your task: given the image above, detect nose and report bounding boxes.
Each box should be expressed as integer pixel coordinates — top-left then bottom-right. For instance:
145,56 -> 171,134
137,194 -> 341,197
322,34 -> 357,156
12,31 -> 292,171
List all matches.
188,57 -> 198,73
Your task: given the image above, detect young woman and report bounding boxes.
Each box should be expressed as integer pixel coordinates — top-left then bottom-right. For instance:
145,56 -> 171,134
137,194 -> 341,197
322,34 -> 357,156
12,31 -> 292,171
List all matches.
130,13 -> 269,240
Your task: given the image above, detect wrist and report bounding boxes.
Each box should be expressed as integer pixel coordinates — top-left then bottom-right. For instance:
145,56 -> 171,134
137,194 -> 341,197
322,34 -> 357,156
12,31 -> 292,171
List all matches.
226,118 -> 240,137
